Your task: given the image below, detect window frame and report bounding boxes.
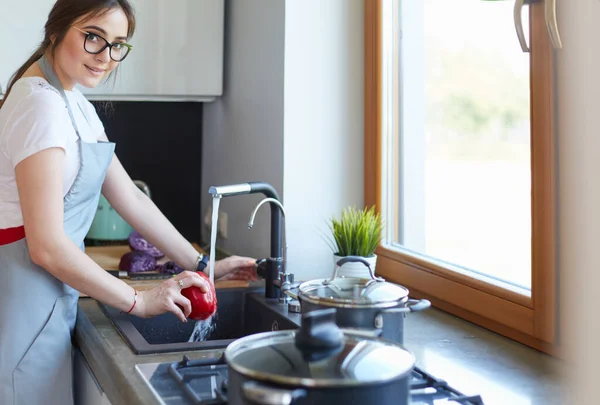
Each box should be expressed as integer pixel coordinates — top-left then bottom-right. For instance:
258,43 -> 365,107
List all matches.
364,0 -> 558,355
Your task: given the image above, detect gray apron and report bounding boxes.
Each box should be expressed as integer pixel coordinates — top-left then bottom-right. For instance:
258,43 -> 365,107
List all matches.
0,56 -> 115,405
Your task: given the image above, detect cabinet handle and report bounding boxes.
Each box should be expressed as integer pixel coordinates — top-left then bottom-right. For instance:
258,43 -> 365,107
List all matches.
514,0 -> 530,53
544,0 -> 562,49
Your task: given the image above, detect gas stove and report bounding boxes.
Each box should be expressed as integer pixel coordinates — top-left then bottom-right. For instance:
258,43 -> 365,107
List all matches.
136,354 -> 485,405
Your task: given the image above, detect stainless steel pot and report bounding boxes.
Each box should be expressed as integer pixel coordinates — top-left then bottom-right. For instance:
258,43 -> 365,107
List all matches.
283,256 -> 430,344
224,308 -> 414,405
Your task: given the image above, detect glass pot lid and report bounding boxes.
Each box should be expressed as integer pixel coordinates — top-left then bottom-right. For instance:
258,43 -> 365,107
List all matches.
297,256 -> 409,308
299,278 -> 409,308
225,309 -> 415,387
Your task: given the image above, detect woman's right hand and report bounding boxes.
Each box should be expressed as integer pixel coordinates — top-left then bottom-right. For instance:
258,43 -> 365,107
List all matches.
131,271 -> 209,322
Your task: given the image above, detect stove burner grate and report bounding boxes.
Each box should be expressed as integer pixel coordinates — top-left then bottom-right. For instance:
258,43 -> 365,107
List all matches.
166,355 -> 485,405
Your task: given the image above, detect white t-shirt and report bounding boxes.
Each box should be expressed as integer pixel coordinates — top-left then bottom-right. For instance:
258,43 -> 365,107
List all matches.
0,77 -> 106,228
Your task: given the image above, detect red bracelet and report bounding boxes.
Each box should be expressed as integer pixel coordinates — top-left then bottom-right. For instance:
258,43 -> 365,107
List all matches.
120,290 -> 138,314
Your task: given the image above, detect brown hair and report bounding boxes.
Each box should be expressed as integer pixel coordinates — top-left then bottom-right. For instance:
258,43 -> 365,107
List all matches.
0,0 -> 135,109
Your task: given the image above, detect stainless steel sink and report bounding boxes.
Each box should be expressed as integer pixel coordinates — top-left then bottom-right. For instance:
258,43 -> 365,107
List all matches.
100,288 -> 300,354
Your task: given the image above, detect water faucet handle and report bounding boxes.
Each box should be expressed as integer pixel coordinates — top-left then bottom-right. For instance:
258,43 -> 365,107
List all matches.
254,258 -> 268,279
279,271 -> 294,285
273,272 -> 298,290
274,271 -> 301,304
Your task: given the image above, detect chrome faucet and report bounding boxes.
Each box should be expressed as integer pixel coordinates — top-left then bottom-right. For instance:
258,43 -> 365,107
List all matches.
248,197 -> 287,266
248,198 -> 295,304
208,182 -> 284,299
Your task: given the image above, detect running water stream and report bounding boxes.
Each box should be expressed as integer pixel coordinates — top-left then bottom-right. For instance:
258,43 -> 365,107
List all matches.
188,315 -> 216,342
189,196 -> 221,342
209,196 -> 220,286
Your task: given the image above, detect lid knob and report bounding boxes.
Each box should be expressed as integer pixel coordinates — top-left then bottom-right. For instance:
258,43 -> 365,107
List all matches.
294,308 -> 344,356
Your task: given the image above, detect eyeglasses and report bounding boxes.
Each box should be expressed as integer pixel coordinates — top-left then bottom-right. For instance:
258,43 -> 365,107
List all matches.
71,26 -> 133,62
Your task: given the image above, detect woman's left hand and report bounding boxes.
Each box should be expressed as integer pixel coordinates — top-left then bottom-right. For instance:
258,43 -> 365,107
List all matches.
211,256 -> 258,281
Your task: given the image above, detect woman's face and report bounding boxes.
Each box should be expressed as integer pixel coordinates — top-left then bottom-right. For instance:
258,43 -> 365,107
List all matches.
53,7 -> 129,90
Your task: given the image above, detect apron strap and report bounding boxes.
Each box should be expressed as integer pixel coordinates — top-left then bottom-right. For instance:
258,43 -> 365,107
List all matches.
38,55 -> 90,138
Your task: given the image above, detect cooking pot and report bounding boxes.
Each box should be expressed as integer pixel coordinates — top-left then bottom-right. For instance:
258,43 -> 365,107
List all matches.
283,256 -> 430,344
225,308 -> 414,405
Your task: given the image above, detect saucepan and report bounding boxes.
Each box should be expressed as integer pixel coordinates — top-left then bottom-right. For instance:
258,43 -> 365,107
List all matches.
224,308 -> 414,405
283,256 -> 430,345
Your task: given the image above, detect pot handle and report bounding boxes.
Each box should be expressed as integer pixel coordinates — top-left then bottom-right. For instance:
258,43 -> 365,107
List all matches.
381,299 -> 431,314
133,180 -> 152,198
283,288 -> 299,301
324,255 -> 384,285
340,327 -> 382,338
242,381 -> 307,405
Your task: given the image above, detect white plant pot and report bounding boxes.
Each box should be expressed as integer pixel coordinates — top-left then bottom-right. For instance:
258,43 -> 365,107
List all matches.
333,254 -> 377,279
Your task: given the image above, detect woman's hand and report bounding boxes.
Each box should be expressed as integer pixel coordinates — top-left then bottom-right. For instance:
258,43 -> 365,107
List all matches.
132,271 -> 209,322
212,256 -> 258,281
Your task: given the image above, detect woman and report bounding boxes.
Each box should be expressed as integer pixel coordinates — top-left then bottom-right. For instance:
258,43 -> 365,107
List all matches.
0,1 -> 256,404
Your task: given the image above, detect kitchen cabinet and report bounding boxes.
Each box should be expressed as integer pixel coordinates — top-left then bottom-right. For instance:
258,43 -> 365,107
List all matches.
73,348 -> 113,405
0,0 -> 224,101
0,2 -> 54,96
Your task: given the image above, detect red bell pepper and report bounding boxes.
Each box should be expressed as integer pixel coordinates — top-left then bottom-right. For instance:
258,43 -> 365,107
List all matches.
181,271 -> 217,320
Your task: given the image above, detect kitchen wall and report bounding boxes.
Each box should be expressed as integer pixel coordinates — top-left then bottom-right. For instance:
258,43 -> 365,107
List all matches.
201,0 -> 286,260
556,0 -> 600,400
94,101 -> 204,243
202,0 -> 364,280
282,1 -> 364,280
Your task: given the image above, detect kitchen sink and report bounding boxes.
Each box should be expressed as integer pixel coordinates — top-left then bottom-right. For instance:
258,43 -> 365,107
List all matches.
100,288 -> 300,354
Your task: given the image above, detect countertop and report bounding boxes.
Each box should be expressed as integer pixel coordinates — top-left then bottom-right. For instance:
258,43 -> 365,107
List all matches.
403,308 -> 567,405
75,298 -> 223,405
75,294 -> 568,405
83,244 -> 249,296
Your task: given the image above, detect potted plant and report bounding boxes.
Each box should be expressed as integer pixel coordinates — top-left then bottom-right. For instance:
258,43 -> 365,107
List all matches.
327,205 -> 383,278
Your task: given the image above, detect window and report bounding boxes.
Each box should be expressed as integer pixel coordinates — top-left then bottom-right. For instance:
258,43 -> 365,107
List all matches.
365,0 -> 557,353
